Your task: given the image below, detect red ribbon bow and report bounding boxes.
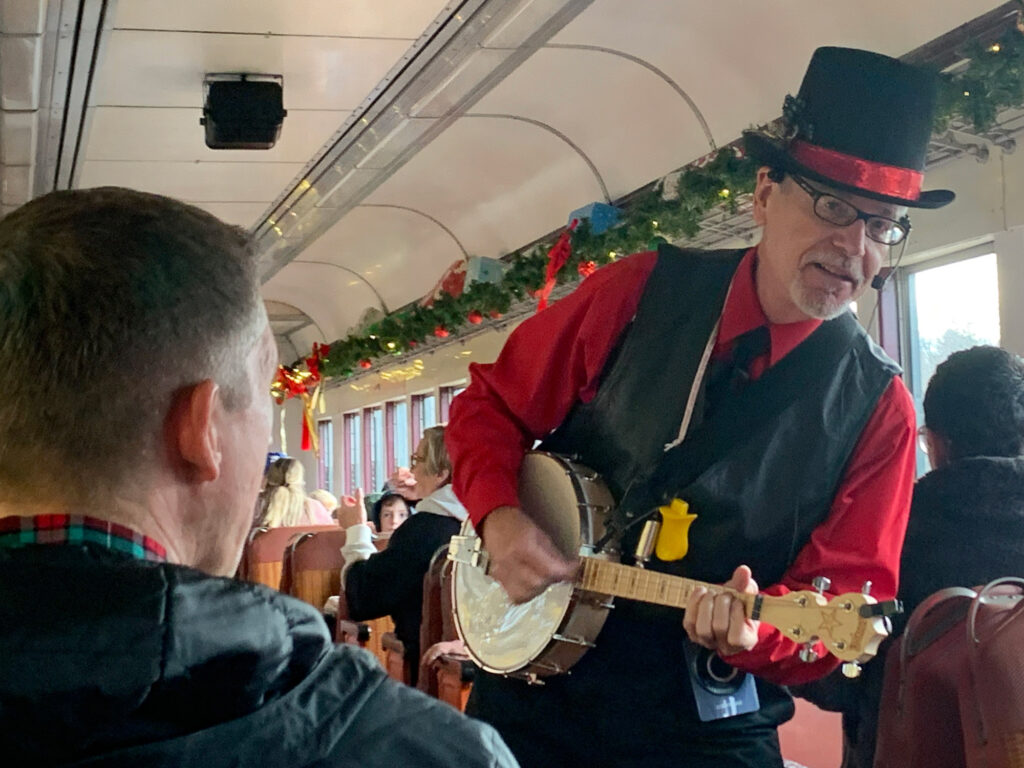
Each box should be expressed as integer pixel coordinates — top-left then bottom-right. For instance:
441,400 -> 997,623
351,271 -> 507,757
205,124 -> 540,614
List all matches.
536,219 -> 578,312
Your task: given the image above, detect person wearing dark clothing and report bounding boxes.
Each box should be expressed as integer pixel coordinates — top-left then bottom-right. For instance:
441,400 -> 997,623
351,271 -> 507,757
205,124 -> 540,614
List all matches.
794,345 -> 1024,768
0,537 -> 512,767
447,47 -> 951,768
339,426 -> 466,684
0,189 -> 515,768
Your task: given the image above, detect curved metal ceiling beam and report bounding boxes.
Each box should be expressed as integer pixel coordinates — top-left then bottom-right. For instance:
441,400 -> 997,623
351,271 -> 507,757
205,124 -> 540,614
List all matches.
462,113 -> 611,203
290,259 -> 391,314
542,43 -> 717,151
358,203 -> 469,258
264,301 -> 328,341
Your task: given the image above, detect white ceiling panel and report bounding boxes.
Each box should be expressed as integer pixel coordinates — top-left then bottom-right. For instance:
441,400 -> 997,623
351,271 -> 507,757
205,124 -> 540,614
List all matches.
470,46 -> 711,200
112,0 -> 451,40
551,0 -> 1000,150
77,160 -> 304,202
364,116 -> 606,259
263,263 -> 386,343
94,31 -> 413,110
85,107 -> 347,163
191,202 -> 272,228
273,205 -> 467,336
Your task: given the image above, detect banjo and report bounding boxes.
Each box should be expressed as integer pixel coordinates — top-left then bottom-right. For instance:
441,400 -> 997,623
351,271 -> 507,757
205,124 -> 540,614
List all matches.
449,451 -> 899,684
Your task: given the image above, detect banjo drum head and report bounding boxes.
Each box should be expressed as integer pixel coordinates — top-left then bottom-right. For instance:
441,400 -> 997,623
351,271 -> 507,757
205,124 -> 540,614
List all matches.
452,453 -> 582,675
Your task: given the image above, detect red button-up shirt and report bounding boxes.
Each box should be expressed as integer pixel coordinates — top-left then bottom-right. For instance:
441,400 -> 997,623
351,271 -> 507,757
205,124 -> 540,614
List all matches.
447,248 -> 916,685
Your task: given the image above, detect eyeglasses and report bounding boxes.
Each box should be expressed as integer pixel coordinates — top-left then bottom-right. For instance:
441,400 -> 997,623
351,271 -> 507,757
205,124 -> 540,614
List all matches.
790,175 -> 911,246
410,453 -> 426,468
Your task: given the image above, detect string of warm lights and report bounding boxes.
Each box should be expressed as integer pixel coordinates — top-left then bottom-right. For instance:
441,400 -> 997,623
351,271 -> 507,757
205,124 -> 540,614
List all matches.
279,21 -> 1024,388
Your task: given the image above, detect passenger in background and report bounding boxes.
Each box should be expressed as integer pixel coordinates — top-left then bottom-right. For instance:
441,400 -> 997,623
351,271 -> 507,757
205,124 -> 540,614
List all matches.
795,345 -> 1024,768
338,425 -> 466,685
0,188 -> 515,768
255,457 -> 333,527
309,488 -> 339,517
386,465 -> 419,501
372,491 -> 411,534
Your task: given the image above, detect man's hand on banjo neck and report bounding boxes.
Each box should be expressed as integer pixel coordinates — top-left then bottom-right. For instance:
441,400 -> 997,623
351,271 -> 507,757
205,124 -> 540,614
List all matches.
683,564 -> 761,656
480,506 -> 579,604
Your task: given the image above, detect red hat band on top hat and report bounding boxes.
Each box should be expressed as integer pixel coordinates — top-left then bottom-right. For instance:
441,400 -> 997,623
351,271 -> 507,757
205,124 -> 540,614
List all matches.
789,141 -> 924,202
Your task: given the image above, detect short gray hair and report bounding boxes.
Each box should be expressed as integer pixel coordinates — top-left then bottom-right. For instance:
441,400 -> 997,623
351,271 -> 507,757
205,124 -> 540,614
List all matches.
0,187 -> 263,502
419,425 -> 452,482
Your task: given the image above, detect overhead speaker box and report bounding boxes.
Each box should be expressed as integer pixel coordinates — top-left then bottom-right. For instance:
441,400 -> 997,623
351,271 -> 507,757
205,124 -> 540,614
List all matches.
201,74 -> 286,149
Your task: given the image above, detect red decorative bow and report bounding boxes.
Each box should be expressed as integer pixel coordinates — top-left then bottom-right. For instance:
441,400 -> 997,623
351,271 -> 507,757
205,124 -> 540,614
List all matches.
536,219 -> 578,312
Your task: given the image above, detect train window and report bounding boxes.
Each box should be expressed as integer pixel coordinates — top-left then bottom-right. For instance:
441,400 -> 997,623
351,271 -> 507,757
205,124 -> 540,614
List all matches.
411,393 -> 438,447
439,384 -> 467,422
903,251 -> 1001,474
387,400 -> 410,469
316,419 -> 333,493
365,406 -> 386,492
343,412 -> 361,494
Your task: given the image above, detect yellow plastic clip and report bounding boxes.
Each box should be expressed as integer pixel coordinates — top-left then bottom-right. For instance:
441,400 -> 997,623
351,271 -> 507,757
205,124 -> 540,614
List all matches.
655,498 -> 698,562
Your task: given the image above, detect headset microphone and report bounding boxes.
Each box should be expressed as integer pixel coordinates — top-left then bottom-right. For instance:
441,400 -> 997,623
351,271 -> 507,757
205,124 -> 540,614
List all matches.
871,274 -> 887,290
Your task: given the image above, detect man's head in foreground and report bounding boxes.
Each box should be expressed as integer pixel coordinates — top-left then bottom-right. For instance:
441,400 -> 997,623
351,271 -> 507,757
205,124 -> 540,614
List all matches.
0,187 -> 276,575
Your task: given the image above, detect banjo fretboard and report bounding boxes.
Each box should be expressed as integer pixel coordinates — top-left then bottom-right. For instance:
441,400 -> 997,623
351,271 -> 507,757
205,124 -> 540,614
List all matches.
579,557 -> 759,615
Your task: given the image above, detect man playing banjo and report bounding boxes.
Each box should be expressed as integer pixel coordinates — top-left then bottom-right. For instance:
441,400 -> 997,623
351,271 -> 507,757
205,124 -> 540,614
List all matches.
447,47 -> 952,767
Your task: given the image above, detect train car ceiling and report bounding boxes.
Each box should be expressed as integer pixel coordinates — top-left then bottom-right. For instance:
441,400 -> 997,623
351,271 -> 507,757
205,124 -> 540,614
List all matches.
4,0 -> 1007,360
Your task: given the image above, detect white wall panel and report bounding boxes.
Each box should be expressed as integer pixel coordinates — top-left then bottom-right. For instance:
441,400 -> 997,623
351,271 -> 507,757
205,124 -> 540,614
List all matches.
86,107 -> 347,163
192,201 -> 272,228
263,262 -> 385,342
94,31 -> 413,110
78,159 -> 304,201
550,0 -> 999,149
471,46 -> 709,199
365,116 -> 605,259
268,204 -> 468,335
112,0 -> 450,40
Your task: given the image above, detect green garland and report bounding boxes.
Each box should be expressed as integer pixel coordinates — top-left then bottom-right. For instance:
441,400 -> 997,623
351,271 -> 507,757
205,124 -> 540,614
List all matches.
316,25 -> 1024,381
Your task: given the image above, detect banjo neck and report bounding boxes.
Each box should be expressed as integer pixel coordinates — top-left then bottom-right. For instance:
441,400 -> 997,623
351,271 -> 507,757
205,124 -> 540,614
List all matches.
579,556 -> 760,616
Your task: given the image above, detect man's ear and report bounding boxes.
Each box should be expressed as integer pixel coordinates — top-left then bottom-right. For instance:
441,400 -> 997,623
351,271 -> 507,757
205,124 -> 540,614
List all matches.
752,166 -> 777,227
168,379 -> 223,483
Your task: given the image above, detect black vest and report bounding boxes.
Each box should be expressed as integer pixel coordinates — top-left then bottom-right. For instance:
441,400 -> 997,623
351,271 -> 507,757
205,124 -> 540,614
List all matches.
542,244 -> 899,587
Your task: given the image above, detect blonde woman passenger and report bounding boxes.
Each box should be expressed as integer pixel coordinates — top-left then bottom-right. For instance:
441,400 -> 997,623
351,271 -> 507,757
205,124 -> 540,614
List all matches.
256,458 -> 333,527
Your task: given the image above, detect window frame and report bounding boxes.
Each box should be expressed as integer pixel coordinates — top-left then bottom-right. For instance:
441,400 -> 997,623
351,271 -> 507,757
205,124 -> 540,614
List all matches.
439,381 -> 467,423
316,418 -> 333,493
342,411 -> 362,495
385,398 -> 410,471
410,390 -> 438,448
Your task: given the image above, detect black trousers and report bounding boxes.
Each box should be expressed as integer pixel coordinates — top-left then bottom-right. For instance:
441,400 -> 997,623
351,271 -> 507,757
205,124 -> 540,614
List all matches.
466,603 -> 794,768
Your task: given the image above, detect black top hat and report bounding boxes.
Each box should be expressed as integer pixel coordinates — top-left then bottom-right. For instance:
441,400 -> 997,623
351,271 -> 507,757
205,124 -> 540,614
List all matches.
744,47 -> 954,209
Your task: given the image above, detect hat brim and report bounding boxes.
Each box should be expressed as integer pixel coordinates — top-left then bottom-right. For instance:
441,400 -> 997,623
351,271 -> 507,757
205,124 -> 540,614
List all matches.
743,131 -> 955,210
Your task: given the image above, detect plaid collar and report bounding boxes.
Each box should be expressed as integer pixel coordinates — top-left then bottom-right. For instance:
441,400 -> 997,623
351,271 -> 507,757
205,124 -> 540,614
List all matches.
0,514 -> 167,562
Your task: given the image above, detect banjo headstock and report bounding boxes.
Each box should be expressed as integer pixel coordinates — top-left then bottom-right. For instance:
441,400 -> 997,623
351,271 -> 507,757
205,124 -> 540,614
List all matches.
758,589 -> 901,662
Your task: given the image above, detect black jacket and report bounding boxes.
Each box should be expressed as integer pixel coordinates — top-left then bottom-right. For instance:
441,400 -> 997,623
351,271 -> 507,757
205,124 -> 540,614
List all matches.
0,543 -> 516,767
794,456 -> 1024,768
345,510 -> 461,677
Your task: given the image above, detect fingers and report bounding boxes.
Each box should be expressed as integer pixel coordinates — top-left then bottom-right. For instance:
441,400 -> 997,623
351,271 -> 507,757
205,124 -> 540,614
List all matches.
726,596 -> 754,651
683,570 -> 761,655
725,564 -> 758,594
480,507 -> 578,604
